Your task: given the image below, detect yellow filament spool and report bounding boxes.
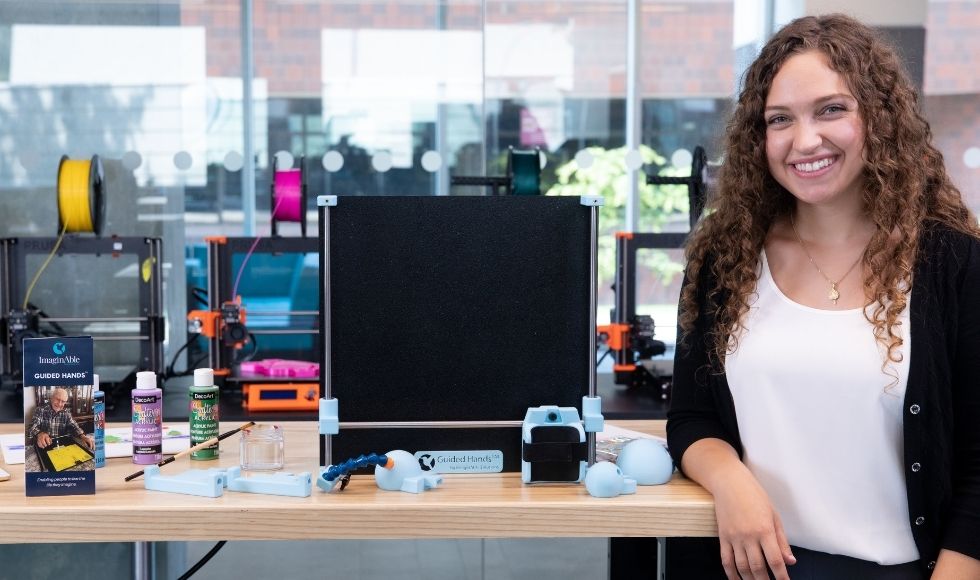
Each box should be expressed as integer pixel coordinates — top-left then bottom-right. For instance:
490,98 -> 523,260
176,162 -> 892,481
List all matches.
57,155 -> 104,235
23,155 -> 106,308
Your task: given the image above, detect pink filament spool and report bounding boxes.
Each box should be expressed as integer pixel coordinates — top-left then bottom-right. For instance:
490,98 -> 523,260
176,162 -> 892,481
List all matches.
272,169 -> 303,222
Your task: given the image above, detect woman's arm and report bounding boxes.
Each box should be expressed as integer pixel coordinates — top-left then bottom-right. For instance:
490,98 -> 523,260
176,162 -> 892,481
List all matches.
933,549 -> 980,578
941,234 -> 980,564
682,437 -> 796,580
669,261 -> 789,578
669,263 -> 794,580
666,267 -> 741,466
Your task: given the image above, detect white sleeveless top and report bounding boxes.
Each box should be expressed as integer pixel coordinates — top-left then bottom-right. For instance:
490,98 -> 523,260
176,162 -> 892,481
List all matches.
725,250 -> 918,564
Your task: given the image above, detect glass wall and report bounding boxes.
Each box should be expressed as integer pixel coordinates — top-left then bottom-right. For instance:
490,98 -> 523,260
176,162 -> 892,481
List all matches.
5,1 -> 977,382
0,1 -> 743,369
923,0 -> 980,213
2,1 -> 978,578
0,0 -> 239,376
633,1 -> 734,336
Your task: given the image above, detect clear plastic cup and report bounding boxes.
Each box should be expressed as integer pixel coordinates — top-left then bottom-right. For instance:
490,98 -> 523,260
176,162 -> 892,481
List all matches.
239,423 -> 284,471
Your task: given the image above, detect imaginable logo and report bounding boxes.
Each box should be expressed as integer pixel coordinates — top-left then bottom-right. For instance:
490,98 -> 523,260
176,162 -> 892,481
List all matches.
36,340 -> 82,365
418,454 -> 436,471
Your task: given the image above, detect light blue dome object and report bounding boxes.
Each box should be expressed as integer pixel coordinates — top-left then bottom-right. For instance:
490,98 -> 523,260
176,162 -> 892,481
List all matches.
616,439 -> 673,485
375,450 -> 421,491
585,461 -> 635,498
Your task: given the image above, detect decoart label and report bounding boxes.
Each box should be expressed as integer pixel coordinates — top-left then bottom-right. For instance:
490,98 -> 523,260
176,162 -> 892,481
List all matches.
413,450 -> 503,473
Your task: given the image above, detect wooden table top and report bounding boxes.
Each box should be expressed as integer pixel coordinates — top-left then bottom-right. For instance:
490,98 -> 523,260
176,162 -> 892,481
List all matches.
0,420 -> 715,544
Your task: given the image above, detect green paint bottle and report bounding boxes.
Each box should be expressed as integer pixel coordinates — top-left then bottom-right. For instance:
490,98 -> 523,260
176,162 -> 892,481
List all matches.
189,367 -> 219,460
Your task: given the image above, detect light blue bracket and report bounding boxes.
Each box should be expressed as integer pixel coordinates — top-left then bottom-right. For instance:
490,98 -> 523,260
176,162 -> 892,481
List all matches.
316,466 -> 342,493
317,195 -> 338,207
143,465 -> 225,498
582,396 -> 604,433
319,398 -> 339,435
580,195 -> 604,207
224,466 -> 312,498
393,474 -> 443,494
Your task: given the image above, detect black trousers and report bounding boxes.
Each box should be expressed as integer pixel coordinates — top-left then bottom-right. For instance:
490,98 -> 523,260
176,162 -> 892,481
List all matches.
787,546 -> 922,580
611,539 -> 924,579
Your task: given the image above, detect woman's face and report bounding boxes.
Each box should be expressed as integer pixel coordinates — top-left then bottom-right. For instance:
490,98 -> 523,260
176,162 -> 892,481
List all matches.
764,50 -> 866,209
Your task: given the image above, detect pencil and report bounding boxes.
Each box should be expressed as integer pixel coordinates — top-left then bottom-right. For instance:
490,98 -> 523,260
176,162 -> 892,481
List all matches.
124,421 -> 255,482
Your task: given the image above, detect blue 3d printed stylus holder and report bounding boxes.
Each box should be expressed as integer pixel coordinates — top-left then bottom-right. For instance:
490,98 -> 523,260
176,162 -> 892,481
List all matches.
316,450 -> 443,494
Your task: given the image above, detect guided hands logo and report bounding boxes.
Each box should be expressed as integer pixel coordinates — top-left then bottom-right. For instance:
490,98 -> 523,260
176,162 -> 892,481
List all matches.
418,454 -> 436,471
52,342 -> 67,356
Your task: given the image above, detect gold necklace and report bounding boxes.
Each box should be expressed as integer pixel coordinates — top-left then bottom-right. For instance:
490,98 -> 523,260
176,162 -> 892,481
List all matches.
789,216 -> 866,305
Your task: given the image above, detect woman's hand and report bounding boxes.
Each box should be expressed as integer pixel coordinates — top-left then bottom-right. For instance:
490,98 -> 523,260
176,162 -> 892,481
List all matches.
713,471 -> 796,580
679,438 -> 797,579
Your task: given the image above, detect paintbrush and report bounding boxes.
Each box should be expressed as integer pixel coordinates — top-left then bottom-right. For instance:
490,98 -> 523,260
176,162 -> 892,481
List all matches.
124,421 -> 255,482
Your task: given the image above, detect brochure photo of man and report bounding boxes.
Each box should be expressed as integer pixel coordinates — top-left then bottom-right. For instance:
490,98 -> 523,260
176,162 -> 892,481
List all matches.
25,386 -> 96,472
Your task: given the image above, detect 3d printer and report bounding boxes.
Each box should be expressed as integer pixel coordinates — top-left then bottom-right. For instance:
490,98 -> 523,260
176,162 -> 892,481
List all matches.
0,156 -> 165,403
184,157 -> 319,411
598,146 -> 709,397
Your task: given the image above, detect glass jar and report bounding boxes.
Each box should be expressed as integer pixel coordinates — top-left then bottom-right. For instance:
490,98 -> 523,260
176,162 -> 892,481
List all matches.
239,423 -> 284,471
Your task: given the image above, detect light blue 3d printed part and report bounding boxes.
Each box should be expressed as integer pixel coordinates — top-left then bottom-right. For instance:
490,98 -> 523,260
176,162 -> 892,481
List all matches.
581,395 -> 604,433
316,466 -> 342,493
584,461 -> 637,498
143,465 -> 225,498
521,405 -> 588,484
224,466 -> 312,498
616,438 -> 674,485
374,450 -> 443,494
319,397 -> 339,435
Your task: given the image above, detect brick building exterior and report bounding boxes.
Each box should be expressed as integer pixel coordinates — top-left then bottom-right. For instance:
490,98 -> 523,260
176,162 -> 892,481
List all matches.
179,1 -> 977,201
925,0 -> 980,205
181,1 -> 735,98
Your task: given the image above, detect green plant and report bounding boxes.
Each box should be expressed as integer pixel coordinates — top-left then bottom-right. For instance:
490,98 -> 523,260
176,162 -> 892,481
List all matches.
546,145 -> 689,285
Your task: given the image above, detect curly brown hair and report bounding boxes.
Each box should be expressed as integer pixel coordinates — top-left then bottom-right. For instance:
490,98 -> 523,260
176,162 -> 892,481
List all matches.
679,13 -> 978,370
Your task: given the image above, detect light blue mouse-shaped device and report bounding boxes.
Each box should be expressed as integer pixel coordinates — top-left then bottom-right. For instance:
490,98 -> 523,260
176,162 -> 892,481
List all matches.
584,461 -> 636,498
374,450 -> 443,494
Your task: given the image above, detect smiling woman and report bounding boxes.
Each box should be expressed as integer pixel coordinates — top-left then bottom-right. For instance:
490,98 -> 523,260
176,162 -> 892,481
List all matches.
764,51 -> 867,212
668,13 -> 980,580
763,49 -> 873,309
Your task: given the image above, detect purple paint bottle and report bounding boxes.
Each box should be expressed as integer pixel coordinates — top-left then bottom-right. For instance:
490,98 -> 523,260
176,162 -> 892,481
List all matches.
132,370 -> 163,464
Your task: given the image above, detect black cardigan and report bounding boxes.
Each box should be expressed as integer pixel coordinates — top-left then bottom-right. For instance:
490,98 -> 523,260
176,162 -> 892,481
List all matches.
666,223 -> 980,576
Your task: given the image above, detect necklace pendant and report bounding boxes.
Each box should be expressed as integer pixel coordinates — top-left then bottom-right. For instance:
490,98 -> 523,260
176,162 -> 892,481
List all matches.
829,283 -> 840,304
